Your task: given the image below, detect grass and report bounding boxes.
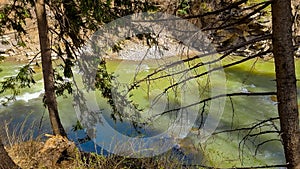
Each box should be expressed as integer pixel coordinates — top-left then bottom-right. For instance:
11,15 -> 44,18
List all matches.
5,139 -> 192,169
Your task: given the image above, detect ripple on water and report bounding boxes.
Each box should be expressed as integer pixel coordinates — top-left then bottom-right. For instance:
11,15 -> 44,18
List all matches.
15,91 -> 44,102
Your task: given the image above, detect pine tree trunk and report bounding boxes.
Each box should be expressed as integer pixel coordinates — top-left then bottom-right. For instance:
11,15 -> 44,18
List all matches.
35,0 -> 67,137
0,137 -> 19,169
272,0 -> 300,168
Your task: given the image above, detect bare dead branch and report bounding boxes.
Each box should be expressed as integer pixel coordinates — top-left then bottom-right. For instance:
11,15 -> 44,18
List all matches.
248,130 -> 280,137
154,92 -> 276,118
212,117 -> 279,135
229,96 -> 235,130
183,0 -> 249,20
255,139 -> 282,155
202,1 -> 272,31
238,116 -> 280,163
128,35 -> 271,93
162,49 -> 271,94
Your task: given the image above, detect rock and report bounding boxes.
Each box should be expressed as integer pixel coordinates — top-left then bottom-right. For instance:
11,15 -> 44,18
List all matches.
33,134 -> 78,168
0,48 -> 7,53
0,53 -> 9,57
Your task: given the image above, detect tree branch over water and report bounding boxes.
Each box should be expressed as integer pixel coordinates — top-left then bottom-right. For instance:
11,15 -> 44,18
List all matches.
161,49 -> 271,94
152,92 -> 276,118
128,36 -> 272,93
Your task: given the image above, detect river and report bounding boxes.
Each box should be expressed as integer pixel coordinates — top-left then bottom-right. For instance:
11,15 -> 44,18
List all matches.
0,56 -> 299,167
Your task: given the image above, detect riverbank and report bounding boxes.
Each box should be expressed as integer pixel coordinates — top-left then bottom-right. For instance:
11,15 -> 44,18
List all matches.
5,134 -> 188,169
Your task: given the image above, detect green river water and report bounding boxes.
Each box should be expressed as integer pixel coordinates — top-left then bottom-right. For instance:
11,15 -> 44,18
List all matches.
0,56 -> 299,168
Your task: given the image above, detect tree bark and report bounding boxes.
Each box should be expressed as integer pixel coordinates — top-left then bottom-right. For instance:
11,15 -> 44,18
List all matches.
35,0 -> 67,137
272,0 -> 300,168
0,137 -> 19,169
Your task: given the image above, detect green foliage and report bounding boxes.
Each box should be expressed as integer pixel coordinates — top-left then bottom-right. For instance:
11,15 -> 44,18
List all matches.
94,60 -> 120,121
64,58 -> 74,78
72,120 -> 84,131
0,65 -> 36,105
0,13 -> 4,20
17,40 -> 26,47
177,0 -> 191,15
44,0 -> 159,105
2,0 -> 158,106
54,67 -> 73,97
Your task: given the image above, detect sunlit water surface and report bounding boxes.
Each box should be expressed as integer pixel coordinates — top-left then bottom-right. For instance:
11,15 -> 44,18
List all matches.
0,57 -> 299,167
